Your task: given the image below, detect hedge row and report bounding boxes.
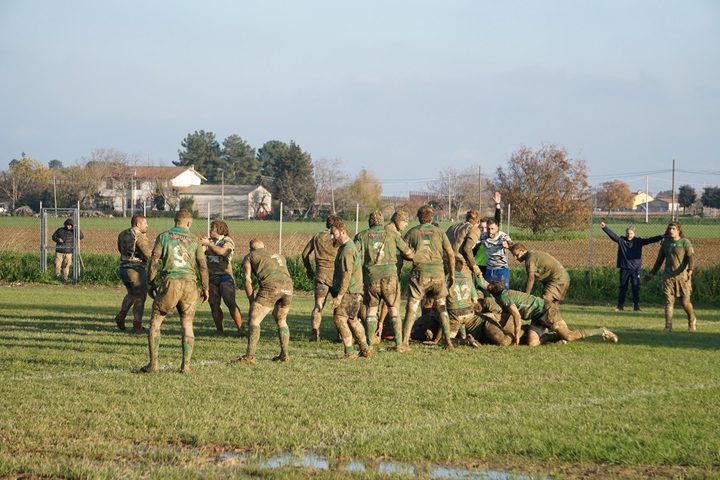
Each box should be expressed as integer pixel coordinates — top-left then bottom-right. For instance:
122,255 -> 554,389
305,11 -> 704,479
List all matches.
1,251 -> 718,307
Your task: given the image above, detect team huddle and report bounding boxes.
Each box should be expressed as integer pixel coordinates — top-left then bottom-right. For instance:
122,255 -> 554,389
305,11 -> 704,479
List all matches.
111,193 -> 696,373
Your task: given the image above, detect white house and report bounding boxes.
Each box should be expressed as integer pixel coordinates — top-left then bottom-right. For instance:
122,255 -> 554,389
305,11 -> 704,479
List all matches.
98,165 -> 207,214
179,185 -> 272,219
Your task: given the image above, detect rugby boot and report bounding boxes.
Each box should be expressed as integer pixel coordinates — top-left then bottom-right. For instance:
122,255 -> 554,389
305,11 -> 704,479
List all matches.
309,328 -> 320,342
599,326 -> 618,343
689,317 -> 697,332
340,351 -> 359,361
139,363 -> 158,373
272,353 -> 290,362
390,344 -> 412,353
633,304 -> 641,312
115,313 -> 127,331
466,334 -> 481,348
360,346 -> 374,358
228,354 -> 255,365
131,326 -> 148,334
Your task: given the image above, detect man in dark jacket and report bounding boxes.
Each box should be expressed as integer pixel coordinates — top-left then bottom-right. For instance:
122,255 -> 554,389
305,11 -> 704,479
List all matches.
51,218 -> 84,283
600,222 -> 663,311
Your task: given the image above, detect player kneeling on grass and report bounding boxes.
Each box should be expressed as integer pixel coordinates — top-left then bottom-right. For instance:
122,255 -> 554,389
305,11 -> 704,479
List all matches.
329,218 -> 373,361
230,239 -> 293,364
486,281 -> 618,346
140,209 -> 209,374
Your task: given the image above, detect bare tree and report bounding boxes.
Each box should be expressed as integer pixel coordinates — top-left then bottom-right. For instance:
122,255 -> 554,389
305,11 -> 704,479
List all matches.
428,166 -> 487,220
312,157 -> 348,216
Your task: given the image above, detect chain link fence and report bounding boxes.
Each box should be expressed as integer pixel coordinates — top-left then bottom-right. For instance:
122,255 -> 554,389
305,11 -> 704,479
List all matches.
1,208 -> 719,278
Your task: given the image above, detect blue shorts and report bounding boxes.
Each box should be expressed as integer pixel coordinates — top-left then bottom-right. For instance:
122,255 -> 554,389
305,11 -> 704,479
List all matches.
210,273 -> 235,287
485,268 -> 510,290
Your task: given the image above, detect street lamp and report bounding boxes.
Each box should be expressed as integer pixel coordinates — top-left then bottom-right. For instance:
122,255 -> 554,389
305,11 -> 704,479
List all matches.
221,170 -> 224,220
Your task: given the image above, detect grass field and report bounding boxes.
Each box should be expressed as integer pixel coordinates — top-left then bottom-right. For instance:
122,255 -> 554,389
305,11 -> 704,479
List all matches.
1,284 -> 719,479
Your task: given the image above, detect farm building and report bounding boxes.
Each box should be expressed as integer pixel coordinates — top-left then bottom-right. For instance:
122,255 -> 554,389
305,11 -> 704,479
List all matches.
179,185 -> 271,219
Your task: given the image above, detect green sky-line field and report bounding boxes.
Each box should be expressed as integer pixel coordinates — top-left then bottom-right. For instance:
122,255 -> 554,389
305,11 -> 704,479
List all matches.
1,285 -> 719,479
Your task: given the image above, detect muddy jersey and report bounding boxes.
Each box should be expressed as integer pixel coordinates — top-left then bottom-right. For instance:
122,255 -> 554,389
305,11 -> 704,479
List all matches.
403,223 -> 451,277
306,231 -> 338,285
446,222 -> 481,273
354,225 -> 409,283
447,270 -> 478,311
206,235 -> 235,282
149,226 -> 206,282
463,314 -> 486,338
331,239 -> 363,296
118,226 -> 152,270
482,231 -> 511,269
243,248 -> 292,287
651,238 -> 695,280
524,250 -> 569,289
494,290 -> 545,320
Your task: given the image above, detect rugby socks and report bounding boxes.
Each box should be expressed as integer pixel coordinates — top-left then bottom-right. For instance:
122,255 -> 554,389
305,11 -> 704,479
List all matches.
277,326 -> 290,356
365,315 -> 377,345
390,315 -> 402,346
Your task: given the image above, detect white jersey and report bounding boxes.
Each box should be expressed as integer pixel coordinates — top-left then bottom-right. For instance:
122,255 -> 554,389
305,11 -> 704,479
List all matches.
482,231 -> 511,269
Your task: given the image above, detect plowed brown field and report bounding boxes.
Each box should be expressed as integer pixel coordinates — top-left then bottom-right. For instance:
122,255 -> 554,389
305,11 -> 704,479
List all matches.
3,226 -> 719,268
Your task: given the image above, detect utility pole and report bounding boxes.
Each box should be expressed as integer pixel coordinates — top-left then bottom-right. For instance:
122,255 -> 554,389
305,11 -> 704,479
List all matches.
671,159 -> 676,221
448,172 -> 451,221
478,165 -> 483,213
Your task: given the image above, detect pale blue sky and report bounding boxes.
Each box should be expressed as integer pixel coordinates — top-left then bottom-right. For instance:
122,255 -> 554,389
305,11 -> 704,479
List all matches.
1,0 -> 718,196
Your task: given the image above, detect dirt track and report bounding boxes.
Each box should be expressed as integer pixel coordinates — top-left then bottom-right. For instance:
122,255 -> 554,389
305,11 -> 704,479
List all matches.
3,226 -> 719,268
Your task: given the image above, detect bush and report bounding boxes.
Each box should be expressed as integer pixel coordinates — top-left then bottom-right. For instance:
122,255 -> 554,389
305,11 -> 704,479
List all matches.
2,251 -> 718,307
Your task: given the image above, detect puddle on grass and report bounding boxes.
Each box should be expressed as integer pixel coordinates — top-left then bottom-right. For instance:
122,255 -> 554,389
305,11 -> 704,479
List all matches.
218,451 -> 538,479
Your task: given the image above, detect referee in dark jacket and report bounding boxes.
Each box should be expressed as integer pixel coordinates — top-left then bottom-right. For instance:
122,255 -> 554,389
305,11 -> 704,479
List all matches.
600,222 -> 662,311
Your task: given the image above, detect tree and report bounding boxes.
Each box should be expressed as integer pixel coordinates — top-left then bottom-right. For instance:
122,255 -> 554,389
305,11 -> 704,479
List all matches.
494,144 -> 591,234
222,134 -> 260,185
257,140 -> 288,181
428,166 -> 485,220
175,130 -> 222,182
678,184 -> 697,215
0,156 -> 51,210
701,186 -> 720,209
48,159 -> 64,170
259,140 -> 316,214
336,168 -> 383,219
596,180 -> 634,214
312,157 -> 348,216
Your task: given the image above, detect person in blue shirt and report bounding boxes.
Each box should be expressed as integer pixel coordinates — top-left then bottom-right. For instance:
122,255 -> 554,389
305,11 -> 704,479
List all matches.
600,222 -> 663,311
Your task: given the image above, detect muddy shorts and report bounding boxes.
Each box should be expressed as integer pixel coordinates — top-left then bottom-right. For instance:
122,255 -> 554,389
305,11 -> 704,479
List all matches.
407,270 -> 448,303
663,272 -> 692,299
365,276 -> 401,309
119,267 -> 148,296
529,302 -> 565,331
543,281 -> 569,303
314,281 -> 332,303
152,278 -> 198,317
255,282 -> 293,309
334,293 -> 363,320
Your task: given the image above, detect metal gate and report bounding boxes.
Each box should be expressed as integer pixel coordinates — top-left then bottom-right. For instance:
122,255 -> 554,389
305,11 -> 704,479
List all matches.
40,205 -> 81,284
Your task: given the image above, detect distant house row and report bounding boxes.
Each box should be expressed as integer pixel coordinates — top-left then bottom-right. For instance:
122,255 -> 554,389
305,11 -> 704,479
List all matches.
100,165 -> 271,219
